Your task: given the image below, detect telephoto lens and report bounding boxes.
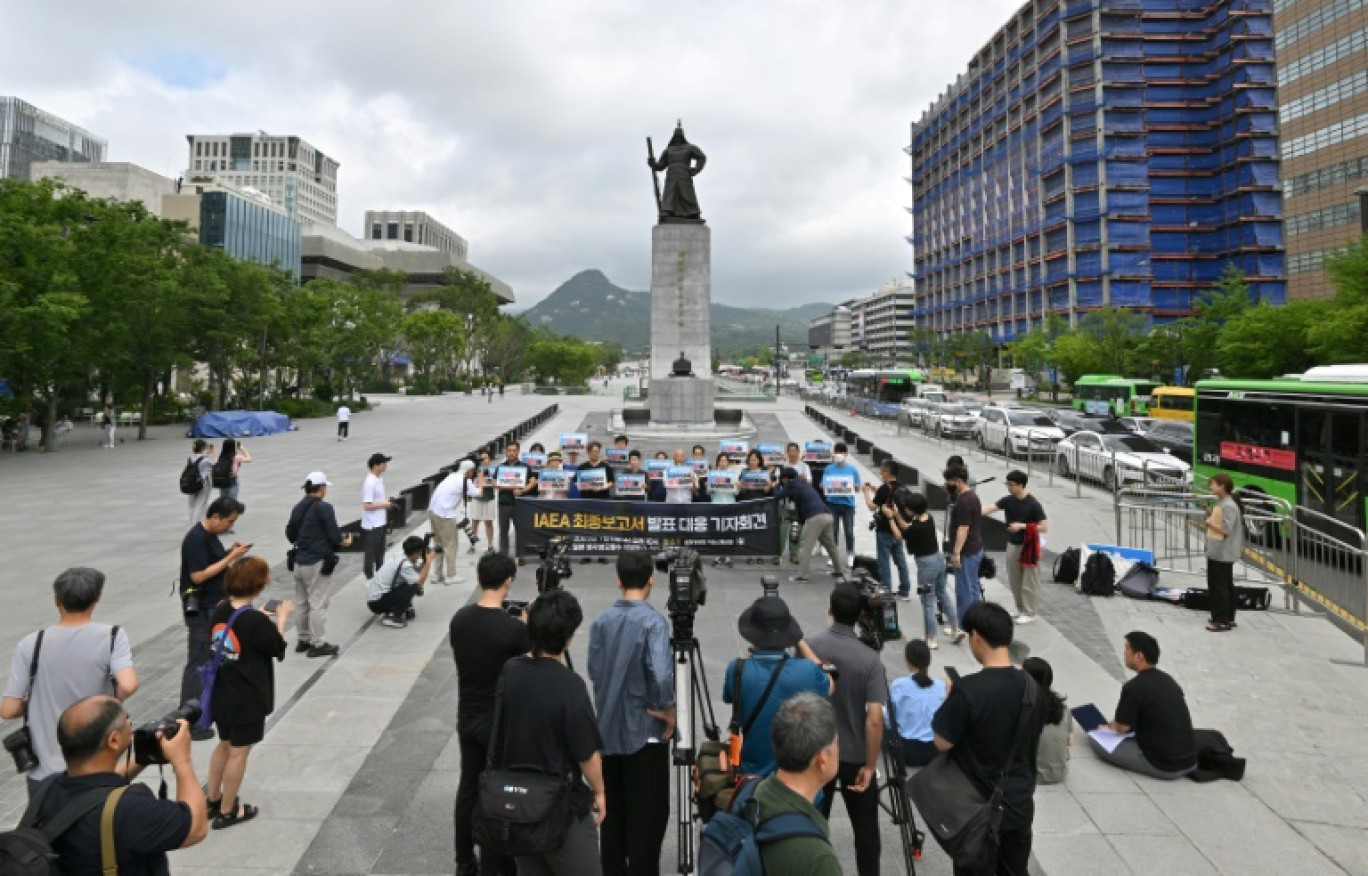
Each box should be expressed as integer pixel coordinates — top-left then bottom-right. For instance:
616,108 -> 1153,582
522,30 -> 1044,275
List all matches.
133,700 -> 203,766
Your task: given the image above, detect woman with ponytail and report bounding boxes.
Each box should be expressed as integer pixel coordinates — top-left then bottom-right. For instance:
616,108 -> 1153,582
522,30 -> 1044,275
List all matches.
1023,656 -> 1070,783
888,639 -> 946,766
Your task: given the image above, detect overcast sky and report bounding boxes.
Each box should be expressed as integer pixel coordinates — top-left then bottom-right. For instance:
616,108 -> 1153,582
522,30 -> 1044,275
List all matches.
4,0 -> 1024,309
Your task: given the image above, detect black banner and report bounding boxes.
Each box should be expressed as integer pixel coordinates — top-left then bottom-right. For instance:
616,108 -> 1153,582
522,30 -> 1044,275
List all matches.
512,497 -> 780,556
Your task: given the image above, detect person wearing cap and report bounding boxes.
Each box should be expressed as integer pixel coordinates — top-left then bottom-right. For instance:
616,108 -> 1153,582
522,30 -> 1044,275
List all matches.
774,467 -> 847,584
286,472 -> 353,658
983,471 -> 1048,625
429,462 -> 473,585
721,596 -> 833,777
362,453 -> 396,580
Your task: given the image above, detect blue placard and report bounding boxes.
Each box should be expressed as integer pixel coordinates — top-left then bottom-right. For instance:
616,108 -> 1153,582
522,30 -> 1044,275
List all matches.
558,433 -> 587,451
537,469 -> 571,492
739,469 -> 772,488
757,443 -> 784,465
803,441 -> 833,463
605,448 -> 630,464
521,452 -> 546,470
708,470 -> 738,492
577,468 -> 608,491
615,473 -> 646,496
646,459 -> 671,480
665,466 -> 694,488
719,440 -> 749,460
689,458 -> 710,475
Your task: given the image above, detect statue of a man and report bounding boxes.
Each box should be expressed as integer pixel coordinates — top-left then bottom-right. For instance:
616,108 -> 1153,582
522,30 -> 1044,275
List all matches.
649,122 -> 707,224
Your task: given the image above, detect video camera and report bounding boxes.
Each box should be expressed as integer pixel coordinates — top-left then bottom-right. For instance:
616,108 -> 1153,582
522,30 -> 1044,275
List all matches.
655,548 -> 707,614
536,534 -> 573,593
761,573 -> 780,599
850,568 -> 903,651
133,700 -> 202,766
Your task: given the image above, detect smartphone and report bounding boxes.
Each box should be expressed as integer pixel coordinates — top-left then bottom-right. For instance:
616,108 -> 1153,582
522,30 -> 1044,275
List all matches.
262,599 -> 281,613
945,666 -> 961,684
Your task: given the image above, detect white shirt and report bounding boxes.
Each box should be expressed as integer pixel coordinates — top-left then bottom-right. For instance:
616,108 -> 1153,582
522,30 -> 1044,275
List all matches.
362,472 -> 388,529
430,473 -> 465,519
782,460 -> 812,482
337,406 -> 351,422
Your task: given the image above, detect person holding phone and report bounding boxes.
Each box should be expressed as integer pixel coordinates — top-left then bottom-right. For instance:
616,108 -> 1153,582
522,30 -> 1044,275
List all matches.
180,498 -> 249,740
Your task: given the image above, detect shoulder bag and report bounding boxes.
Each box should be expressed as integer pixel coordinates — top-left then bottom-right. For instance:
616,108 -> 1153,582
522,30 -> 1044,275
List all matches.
195,606 -> 253,730
471,659 -> 576,856
908,672 -> 1037,871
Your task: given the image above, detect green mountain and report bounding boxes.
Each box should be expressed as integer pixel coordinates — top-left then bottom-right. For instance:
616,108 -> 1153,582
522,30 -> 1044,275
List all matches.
522,269 -> 832,356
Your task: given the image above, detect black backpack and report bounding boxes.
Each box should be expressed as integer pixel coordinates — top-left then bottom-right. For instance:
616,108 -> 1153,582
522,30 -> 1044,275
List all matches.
1053,547 -> 1081,584
0,777 -> 124,875
179,456 -> 204,495
1079,553 -> 1115,596
210,456 -> 234,489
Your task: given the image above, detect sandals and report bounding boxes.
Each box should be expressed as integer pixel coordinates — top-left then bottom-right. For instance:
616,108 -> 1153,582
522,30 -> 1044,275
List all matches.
212,798 -> 259,830
206,797 -> 221,819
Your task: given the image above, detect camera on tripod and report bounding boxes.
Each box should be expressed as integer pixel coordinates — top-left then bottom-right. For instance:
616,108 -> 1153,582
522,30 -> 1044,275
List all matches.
536,535 -> 573,593
133,700 -> 202,766
850,569 -> 903,651
761,573 -> 780,599
654,548 -> 707,618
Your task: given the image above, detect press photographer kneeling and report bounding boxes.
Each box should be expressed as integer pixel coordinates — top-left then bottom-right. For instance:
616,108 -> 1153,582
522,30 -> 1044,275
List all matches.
368,535 -> 438,629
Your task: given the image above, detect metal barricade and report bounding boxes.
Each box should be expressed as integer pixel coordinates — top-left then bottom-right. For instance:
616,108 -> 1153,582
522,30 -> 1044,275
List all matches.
1289,506 -> 1368,661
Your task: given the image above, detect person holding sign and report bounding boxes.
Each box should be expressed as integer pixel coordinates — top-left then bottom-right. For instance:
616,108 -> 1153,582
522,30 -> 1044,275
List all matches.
537,452 -> 570,500
821,442 -> 861,564
494,442 -> 534,555
577,441 -> 614,500
738,450 -> 773,502
615,451 -> 648,499
665,449 -> 699,504
709,452 -> 738,505
647,452 -> 670,502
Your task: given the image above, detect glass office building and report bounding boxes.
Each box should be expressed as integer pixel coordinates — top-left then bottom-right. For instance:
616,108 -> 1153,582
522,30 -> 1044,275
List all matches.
198,191 -> 302,280
0,96 -> 106,181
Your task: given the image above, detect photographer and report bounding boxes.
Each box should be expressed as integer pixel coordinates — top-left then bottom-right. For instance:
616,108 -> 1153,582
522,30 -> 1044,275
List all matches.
862,460 -> 912,599
587,552 -> 675,876
23,694 -> 208,871
180,497 -> 249,738
775,443 -> 812,564
808,584 -> 887,876
429,461 -> 474,584
722,595 -> 832,777
205,556 -> 291,830
3,568 -> 139,791
368,536 -> 435,629
774,467 -> 846,583
286,472 -> 353,659
450,553 -> 530,876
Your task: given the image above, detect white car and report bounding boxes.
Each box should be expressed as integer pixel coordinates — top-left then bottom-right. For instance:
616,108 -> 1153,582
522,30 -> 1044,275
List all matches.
977,407 -> 1065,457
900,398 -> 935,427
1055,430 -> 1192,490
925,403 -> 981,439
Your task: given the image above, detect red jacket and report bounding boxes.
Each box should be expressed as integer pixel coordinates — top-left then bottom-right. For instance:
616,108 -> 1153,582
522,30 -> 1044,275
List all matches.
1019,523 -> 1041,567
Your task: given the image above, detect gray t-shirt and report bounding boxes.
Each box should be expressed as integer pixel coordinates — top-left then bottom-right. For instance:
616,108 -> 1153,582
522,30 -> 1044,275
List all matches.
367,555 -> 420,602
1204,496 -> 1244,563
806,625 -> 886,765
4,624 -> 133,779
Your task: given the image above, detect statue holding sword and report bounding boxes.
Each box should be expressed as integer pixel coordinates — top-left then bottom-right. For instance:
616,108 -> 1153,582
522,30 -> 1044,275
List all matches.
647,120 -> 707,224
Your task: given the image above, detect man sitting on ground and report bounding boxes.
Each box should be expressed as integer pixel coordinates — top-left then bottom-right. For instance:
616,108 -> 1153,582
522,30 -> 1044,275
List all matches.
367,536 -> 436,629
1094,631 -> 1197,779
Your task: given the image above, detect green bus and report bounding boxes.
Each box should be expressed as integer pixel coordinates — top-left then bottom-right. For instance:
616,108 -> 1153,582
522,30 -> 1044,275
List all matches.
1072,375 -> 1162,417
1195,366 -> 1368,533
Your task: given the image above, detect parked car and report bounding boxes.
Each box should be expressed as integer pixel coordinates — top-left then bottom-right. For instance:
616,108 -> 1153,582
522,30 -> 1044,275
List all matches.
900,398 -> 934,427
921,390 -> 950,405
1117,416 -> 1157,435
1142,420 -> 1194,465
1055,430 -> 1191,490
977,406 -> 1065,457
1046,409 -> 1098,436
925,403 -> 981,439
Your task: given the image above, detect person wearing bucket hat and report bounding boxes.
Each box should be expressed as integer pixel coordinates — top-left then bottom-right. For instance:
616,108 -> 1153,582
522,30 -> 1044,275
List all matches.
721,596 -> 833,777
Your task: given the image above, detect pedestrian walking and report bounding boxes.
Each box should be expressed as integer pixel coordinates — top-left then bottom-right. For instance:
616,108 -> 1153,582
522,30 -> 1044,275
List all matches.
187,440 -> 216,525
100,405 -> 115,449
336,403 -> 351,441
210,439 -> 252,503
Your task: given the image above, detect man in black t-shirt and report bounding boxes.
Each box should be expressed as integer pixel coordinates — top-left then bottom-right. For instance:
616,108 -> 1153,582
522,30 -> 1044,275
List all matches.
933,602 -> 1046,876
576,441 -> 614,501
1095,631 -> 1197,780
178,498 -> 248,735
983,470 -> 1049,625
449,553 -> 530,876
862,460 -> 912,598
493,442 -> 535,555
944,466 -> 985,629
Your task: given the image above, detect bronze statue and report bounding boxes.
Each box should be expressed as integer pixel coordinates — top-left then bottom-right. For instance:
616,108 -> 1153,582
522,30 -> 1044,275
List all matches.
647,121 -> 707,224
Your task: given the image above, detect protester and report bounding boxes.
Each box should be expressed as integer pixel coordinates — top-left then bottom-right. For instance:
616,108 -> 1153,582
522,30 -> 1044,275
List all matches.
2,568 -> 139,790
210,439 -> 252,502
933,602 -> 1047,876
614,434 -> 630,450
750,692 -> 845,875
205,556 -> 290,829
538,451 -> 569,500
887,639 -> 944,767
24,695 -> 208,871
665,448 -> 698,503
808,584 -> 887,876
737,449 -> 773,502
186,440 -> 216,524
777,443 -> 812,564
500,590 -> 605,875
587,551 -> 675,876
892,491 -> 963,645
711,451 -> 737,507
449,553 -> 530,876
467,451 -> 498,551
285,472 -> 353,658
361,452 -> 395,579
430,461 -> 474,583
180,498 -> 249,738
983,470 -> 1048,624
336,403 -> 351,441
646,450 -> 669,502
1094,631 -> 1197,779
100,404 -> 115,449
578,441 -> 614,501
943,465 -> 985,627
1204,473 -> 1245,633
821,442 -> 861,563
1023,657 -> 1070,785
495,442 -> 535,555
863,460 -> 912,597
368,535 -> 435,629
774,467 -> 846,583
722,595 -> 832,776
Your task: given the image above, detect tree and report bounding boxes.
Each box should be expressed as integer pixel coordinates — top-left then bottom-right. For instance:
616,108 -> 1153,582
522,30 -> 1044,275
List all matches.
482,315 -> 532,385
1216,301 -> 1324,378
526,328 -> 598,385
317,278 -> 403,399
1051,333 -> 1103,387
1323,233 -> 1368,304
1078,307 -> 1148,375
401,309 -> 465,392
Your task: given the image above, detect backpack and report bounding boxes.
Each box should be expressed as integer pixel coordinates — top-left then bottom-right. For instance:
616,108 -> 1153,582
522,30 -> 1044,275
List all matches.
179,456 -> 205,495
1079,553 -> 1115,596
210,456 -> 234,489
1116,561 -> 1159,600
698,775 -> 828,876
0,778 -> 128,875
1053,547 -> 1081,584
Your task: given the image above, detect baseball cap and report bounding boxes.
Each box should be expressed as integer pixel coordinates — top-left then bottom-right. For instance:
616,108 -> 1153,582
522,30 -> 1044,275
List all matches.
368,452 -> 392,468
457,459 -> 476,474
303,471 -> 330,488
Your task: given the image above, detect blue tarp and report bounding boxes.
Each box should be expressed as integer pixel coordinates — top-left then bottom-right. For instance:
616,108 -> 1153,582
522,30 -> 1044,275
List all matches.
188,410 -> 294,439
0,379 -> 12,398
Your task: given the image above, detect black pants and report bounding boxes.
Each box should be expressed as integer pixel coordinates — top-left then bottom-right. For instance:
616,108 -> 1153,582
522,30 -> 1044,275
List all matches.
367,582 -> 419,617
817,760 -> 881,876
337,421 -> 349,438
600,743 -> 670,876
180,611 -> 211,705
455,725 -> 516,875
953,827 -> 1031,876
1208,559 -> 1236,624
362,526 -> 387,579
497,503 -> 514,555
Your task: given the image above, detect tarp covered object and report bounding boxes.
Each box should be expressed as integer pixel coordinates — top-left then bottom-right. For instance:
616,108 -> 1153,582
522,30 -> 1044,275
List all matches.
188,410 -> 294,438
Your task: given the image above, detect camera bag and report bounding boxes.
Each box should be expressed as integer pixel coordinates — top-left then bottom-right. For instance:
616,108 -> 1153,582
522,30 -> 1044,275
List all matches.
696,656 -> 790,822
2,779 -> 128,876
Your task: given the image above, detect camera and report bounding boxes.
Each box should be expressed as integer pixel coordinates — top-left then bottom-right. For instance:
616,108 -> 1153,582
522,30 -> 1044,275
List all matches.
455,517 -> 480,548
761,574 -> 780,599
502,598 -> 529,618
180,584 -> 200,617
850,570 -> 903,651
133,701 -> 202,766
655,548 -> 707,613
4,726 -> 38,773
536,535 -> 573,593
422,532 -> 444,555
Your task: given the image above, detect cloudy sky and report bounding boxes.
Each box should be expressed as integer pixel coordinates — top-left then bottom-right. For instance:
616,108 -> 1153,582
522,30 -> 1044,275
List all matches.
4,0 -> 1024,309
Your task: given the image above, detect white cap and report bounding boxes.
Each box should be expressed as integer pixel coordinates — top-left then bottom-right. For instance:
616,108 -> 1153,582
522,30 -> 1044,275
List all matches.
304,471 -> 330,488
457,460 -> 477,473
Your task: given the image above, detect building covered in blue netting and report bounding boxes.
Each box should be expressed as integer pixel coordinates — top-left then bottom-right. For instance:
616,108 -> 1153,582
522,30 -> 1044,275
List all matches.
907,0 -> 1286,343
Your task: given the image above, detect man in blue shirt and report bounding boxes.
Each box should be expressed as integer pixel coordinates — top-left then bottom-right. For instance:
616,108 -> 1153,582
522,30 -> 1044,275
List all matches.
721,595 -> 833,776
587,551 -> 675,876
775,467 -> 847,583
820,442 -> 861,567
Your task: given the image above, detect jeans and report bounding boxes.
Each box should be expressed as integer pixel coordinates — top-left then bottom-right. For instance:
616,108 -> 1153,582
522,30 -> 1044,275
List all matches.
954,548 -> 984,628
1208,559 -> 1235,624
876,531 -> 912,596
1005,542 -> 1040,617
218,482 -> 239,501
600,743 -> 670,876
915,553 -> 957,637
827,502 -> 857,557
180,611 -> 211,705
816,761 -> 882,876
953,827 -> 1031,876
455,723 -> 516,875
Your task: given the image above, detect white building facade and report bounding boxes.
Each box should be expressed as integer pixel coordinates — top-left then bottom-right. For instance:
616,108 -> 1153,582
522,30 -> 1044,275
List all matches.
184,132 -> 339,226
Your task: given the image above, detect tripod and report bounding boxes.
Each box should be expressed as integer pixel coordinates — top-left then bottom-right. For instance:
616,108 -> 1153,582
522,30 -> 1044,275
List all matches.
670,609 -> 720,876
877,673 -> 926,875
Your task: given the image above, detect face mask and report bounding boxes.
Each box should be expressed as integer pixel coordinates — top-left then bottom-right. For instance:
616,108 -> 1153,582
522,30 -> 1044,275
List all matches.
833,454 -> 846,464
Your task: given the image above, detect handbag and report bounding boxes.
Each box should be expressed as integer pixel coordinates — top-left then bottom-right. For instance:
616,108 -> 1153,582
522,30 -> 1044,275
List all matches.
908,671 -> 1037,871
471,659 -> 576,856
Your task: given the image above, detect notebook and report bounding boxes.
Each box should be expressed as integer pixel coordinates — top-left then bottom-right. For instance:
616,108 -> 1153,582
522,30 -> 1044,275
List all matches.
1071,703 -> 1107,732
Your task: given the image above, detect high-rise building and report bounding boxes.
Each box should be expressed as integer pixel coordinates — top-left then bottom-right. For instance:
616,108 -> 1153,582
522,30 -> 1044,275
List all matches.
363,210 -> 468,259
29,162 -> 176,216
908,0 -> 1285,343
808,280 -> 916,366
162,181 -> 302,280
1272,0 -> 1368,299
184,133 -> 339,226
0,97 -> 106,181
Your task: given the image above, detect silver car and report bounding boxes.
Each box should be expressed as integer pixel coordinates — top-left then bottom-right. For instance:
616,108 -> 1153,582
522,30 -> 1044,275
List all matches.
926,403 -> 980,439
1055,430 -> 1192,490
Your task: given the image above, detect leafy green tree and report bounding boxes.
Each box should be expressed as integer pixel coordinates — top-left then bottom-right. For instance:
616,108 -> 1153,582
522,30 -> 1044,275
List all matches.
482,315 -> 532,384
401,309 -> 465,393
1216,301 -> 1325,378
1323,233 -> 1368,304
1051,333 -> 1103,388
1078,307 -> 1148,375
526,328 -> 599,385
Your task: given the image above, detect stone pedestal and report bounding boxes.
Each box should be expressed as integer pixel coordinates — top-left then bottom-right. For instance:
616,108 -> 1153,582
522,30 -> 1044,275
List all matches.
649,223 -> 714,425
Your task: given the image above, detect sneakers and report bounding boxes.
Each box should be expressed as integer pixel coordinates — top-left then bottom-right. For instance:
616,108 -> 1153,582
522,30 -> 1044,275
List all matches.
788,575 -> 810,582
404,607 -> 416,620
1015,614 -> 1037,625
926,637 -> 939,650
295,641 -> 312,654
380,615 -> 407,629
307,643 -> 340,658
898,593 -> 912,602
950,629 -> 967,644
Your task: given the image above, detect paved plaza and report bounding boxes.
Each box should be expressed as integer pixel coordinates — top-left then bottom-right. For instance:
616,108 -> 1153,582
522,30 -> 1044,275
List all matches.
1,390 -> 1366,874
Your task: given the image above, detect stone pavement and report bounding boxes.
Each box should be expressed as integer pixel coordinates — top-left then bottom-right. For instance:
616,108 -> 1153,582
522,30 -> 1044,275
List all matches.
0,390 -> 1364,874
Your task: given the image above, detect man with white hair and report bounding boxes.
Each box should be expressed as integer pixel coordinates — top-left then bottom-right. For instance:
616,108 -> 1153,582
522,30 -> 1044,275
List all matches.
429,461 -> 473,585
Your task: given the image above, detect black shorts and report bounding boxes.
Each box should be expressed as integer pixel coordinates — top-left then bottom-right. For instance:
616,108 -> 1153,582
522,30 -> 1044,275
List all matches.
216,718 -> 265,747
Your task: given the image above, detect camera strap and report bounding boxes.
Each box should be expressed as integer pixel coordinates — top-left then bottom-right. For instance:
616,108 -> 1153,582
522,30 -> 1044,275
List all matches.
21,629 -> 45,729
735,655 -> 790,740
